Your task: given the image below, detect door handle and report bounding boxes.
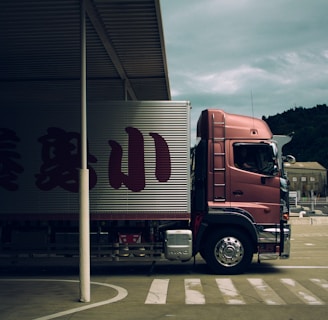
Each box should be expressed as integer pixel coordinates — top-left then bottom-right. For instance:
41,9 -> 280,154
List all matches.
233,190 -> 243,195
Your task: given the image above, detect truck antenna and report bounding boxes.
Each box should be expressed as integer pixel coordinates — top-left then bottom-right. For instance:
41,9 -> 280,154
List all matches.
250,90 -> 255,126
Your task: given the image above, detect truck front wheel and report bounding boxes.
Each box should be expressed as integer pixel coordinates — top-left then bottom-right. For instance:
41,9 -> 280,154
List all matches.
204,228 -> 253,274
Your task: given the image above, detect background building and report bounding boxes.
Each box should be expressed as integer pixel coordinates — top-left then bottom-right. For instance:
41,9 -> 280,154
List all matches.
284,162 -> 327,199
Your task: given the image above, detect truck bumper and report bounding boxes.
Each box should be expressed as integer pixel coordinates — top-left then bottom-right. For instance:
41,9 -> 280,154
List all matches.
257,224 -> 291,260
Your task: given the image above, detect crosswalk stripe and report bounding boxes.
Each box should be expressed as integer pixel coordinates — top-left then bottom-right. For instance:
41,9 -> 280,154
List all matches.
280,278 -> 324,305
216,278 -> 245,305
184,278 -> 206,304
143,278 -> 327,305
247,278 -> 286,305
145,279 -> 169,304
310,278 -> 328,291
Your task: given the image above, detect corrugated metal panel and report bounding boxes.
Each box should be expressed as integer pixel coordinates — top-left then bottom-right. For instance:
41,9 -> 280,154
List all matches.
0,0 -> 81,80
0,0 -> 170,101
0,101 -> 190,217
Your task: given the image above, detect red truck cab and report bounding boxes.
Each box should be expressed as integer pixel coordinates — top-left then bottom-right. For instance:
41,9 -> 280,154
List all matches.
192,109 -> 292,274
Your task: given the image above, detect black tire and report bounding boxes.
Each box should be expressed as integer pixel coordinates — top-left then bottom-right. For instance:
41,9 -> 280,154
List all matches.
204,228 -> 253,275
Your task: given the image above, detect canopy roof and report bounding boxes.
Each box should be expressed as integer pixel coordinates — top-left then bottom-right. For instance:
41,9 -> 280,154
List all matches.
0,0 -> 171,103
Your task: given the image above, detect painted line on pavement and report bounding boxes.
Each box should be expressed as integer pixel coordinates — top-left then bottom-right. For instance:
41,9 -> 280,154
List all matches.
0,279 -> 128,320
281,278 -> 324,305
248,278 -> 286,305
184,278 -> 206,304
145,279 -> 170,304
273,266 -> 328,269
310,278 -> 328,291
216,278 -> 245,305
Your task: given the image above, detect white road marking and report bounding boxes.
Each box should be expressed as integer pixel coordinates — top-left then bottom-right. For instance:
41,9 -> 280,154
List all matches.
0,279 -> 128,320
310,278 -> 328,291
2,276 -> 328,310
248,278 -> 285,305
216,278 -> 245,305
184,279 -> 206,304
145,279 -> 170,304
280,278 -> 324,305
273,266 -> 328,269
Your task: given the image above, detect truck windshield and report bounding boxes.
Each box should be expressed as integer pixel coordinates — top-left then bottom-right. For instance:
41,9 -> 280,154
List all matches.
233,143 -> 277,175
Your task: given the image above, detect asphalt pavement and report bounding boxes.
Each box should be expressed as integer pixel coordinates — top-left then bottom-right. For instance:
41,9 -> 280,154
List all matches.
0,217 -> 327,320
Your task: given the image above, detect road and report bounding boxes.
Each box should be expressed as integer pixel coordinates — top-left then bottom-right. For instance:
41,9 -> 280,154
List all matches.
0,222 -> 327,319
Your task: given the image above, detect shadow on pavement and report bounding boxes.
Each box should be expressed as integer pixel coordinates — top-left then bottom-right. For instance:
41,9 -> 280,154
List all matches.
0,256 -> 283,277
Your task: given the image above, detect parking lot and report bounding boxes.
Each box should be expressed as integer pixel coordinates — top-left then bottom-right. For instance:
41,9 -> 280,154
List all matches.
1,218 -> 328,320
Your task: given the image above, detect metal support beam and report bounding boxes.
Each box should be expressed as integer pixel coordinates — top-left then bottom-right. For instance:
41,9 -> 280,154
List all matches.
79,0 -> 90,303
85,0 -> 137,100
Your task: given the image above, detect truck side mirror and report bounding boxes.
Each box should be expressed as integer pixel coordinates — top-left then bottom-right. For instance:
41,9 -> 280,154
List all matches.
285,155 -> 296,164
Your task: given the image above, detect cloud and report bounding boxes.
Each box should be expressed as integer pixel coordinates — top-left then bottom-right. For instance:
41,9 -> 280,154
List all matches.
161,0 -> 328,145
189,66 -> 264,94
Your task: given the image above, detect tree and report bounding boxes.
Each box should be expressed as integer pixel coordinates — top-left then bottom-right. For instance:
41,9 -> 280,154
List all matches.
264,104 -> 328,168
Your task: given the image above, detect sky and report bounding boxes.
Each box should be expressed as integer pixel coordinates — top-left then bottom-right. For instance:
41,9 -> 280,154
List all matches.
160,0 -> 328,144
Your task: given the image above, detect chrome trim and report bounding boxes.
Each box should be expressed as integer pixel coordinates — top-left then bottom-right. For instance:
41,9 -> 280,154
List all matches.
258,253 -> 279,260
281,224 -> 291,259
257,224 -> 291,260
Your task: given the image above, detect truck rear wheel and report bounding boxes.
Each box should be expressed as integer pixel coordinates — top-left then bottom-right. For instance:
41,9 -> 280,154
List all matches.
204,228 -> 253,274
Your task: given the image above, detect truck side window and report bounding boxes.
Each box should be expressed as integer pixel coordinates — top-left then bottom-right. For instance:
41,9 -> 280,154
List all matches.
234,144 -> 276,175
234,145 -> 258,172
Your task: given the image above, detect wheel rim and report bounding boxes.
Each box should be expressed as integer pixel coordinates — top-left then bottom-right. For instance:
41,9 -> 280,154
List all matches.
214,236 -> 244,267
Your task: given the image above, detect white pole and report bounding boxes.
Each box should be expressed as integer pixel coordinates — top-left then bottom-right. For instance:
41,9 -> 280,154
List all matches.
79,0 -> 90,303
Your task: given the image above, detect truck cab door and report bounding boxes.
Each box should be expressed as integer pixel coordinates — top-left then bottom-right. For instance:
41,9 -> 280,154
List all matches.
228,142 -> 281,223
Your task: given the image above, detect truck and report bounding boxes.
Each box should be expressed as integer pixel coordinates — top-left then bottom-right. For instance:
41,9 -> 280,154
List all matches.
0,100 -> 294,274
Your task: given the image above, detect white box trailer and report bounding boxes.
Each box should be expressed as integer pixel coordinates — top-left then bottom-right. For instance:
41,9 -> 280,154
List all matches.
1,101 -> 292,274
1,101 -> 190,219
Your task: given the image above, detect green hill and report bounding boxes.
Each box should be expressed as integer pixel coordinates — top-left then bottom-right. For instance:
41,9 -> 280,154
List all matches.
262,104 -> 328,169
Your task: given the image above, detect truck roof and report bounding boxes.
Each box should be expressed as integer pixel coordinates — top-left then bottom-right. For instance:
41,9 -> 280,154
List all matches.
197,109 -> 273,140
